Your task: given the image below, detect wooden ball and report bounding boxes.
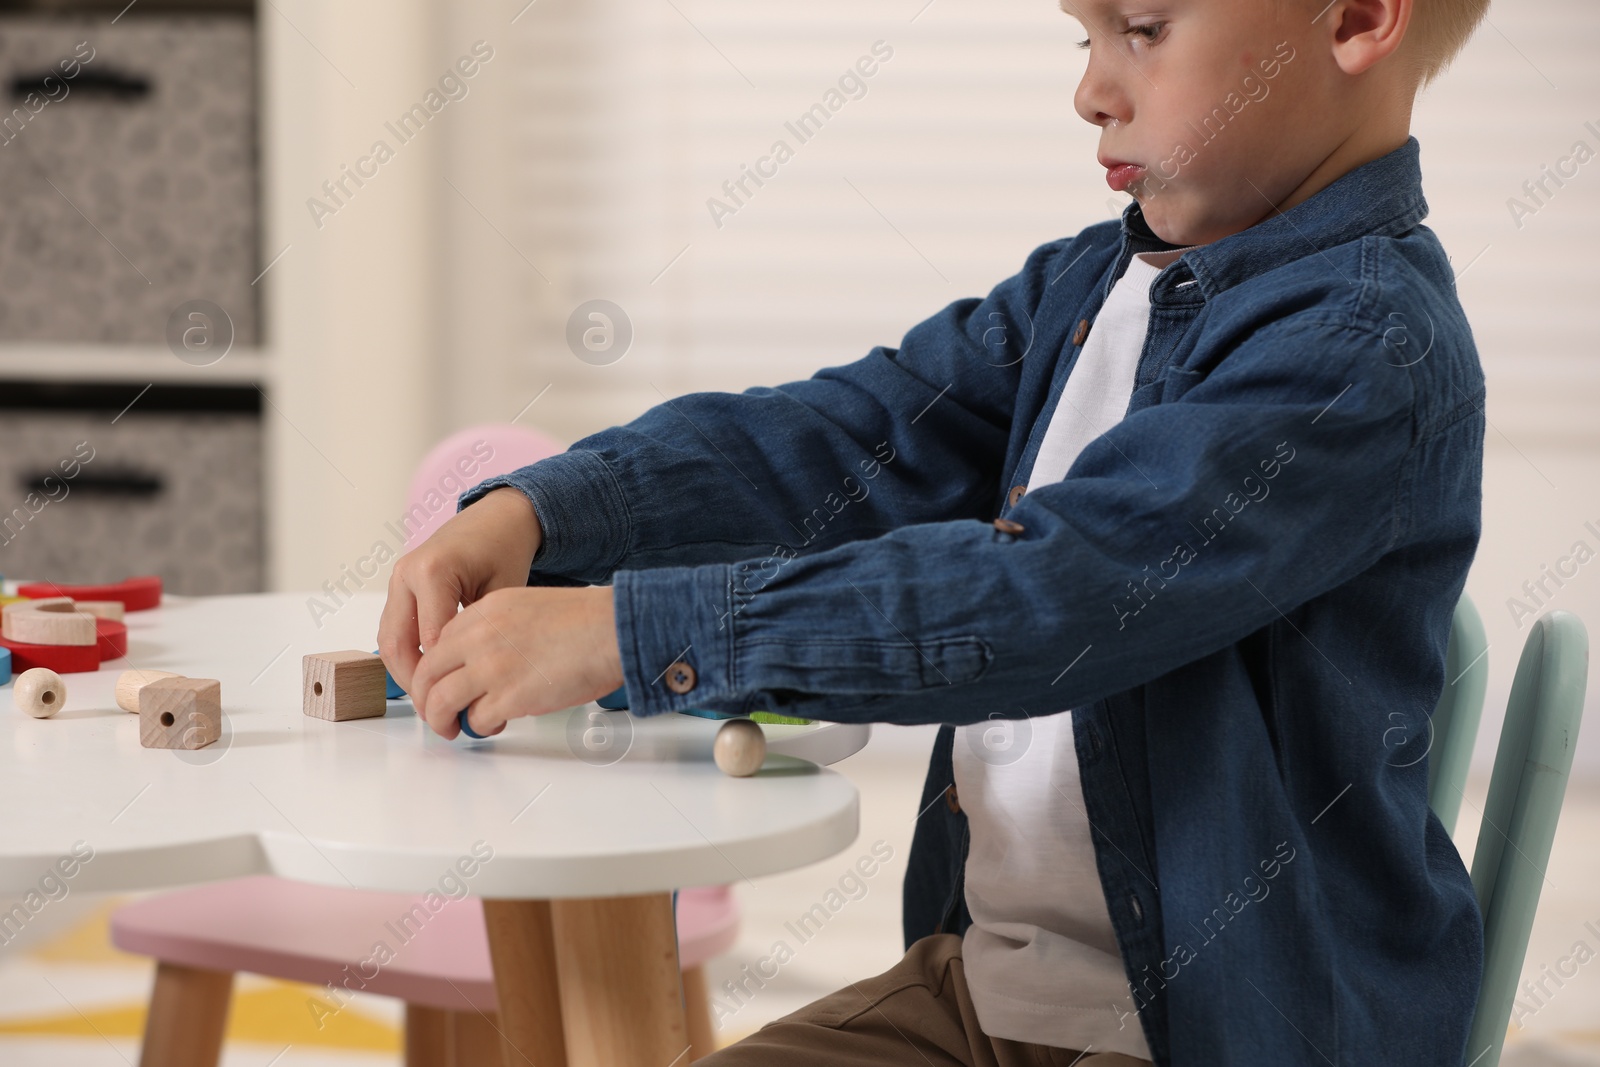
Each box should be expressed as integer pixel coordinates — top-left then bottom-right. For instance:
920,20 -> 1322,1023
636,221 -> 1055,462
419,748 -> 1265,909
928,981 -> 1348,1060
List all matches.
713,717 -> 766,777
15,668 -> 66,719
116,669 -> 182,714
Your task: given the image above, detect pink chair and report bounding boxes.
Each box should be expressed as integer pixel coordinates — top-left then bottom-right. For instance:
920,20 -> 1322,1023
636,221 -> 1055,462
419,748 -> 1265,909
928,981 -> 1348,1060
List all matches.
111,426 -> 741,1067
112,878 -> 738,1066
401,424 -> 566,550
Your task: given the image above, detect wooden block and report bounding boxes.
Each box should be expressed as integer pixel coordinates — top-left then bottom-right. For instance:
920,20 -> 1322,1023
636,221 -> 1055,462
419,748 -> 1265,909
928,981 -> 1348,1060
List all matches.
302,651 -> 387,722
140,677 -> 222,750
116,669 -> 183,713
713,717 -> 766,777
2,598 -> 97,646
0,647 -> 10,686
75,600 -> 126,621
14,667 -> 66,718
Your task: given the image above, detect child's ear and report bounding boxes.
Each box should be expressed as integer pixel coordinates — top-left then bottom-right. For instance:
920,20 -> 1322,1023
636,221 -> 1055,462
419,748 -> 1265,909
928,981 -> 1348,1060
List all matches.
1325,0 -> 1413,77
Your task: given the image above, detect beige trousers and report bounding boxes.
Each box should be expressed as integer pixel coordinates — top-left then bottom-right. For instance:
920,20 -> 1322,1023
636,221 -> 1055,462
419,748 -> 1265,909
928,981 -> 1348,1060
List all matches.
700,933 -> 1155,1067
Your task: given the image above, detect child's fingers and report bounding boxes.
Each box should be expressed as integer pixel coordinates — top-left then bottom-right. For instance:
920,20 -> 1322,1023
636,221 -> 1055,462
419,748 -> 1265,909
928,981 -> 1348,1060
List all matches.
418,660 -> 482,738
376,580 -> 424,692
409,622 -> 468,727
413,570 -> 464,652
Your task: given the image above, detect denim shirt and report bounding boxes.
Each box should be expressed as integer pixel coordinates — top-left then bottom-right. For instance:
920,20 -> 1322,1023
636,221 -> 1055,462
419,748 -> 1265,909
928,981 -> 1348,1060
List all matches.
461,135 -> 1485,1066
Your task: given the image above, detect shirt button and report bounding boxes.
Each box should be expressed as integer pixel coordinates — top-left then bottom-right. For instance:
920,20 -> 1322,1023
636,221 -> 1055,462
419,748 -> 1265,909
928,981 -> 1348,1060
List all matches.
1007,484 -> 1027,507
992,518 -> 1024,536
1072,318 -> 1090,346
945,783 -> 961,814
664,661 -> 697,694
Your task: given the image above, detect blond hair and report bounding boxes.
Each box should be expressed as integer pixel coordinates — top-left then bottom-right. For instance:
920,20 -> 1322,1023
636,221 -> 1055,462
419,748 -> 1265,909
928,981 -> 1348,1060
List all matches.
1400,0 -> 1492,86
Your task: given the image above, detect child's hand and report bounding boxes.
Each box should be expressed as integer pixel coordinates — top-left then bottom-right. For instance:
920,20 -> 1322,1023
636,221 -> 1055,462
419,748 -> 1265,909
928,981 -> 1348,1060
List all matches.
378,487 -> 543,694
405,585 -> 624,740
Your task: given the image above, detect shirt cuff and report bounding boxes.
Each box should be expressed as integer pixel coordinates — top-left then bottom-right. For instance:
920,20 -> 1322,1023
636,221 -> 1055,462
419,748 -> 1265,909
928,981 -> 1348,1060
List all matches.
457,450 -> 631,584
612,563 -> 738,717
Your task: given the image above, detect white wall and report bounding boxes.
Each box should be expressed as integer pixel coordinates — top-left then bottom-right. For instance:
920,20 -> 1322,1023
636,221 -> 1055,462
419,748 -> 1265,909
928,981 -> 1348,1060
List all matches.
261,0 -> 443,604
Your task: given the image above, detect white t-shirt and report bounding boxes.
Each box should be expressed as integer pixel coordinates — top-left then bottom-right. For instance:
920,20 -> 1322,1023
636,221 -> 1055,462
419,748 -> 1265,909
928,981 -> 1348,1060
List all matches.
955,244 -> 1196,1060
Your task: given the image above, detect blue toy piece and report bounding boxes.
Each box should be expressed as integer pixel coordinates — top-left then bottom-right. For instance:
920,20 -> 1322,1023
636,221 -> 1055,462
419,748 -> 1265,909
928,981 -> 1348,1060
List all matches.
677,707 -> 742,720
457,708 -> 490,739
596,686 -> 628,710
372,651 -> 407,699
0,646 -> 10,686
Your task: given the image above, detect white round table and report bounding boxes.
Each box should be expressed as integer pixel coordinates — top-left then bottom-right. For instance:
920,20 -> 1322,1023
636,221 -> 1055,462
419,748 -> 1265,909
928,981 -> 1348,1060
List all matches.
0,591 -> 867,1067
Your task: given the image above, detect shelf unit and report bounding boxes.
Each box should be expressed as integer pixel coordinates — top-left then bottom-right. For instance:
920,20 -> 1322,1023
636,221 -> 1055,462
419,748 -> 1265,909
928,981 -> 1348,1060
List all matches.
0,346 -> 273,386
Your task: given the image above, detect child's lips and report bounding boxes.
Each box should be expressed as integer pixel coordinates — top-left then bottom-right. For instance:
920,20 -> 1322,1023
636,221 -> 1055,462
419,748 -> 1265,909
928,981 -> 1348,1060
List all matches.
1105,162 -> 1145,192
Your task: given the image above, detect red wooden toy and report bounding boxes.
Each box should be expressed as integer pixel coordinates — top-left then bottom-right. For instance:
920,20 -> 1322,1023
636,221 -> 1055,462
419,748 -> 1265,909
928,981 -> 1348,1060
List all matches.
97,617 -> 128,660
0,633 -> 100,674
18,576 -> 162,612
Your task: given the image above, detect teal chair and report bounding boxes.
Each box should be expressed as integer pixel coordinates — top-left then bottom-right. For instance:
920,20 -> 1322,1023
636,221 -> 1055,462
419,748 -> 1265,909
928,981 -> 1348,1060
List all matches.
1457,609 -> 1589,1067
1428,593 -> 1491,833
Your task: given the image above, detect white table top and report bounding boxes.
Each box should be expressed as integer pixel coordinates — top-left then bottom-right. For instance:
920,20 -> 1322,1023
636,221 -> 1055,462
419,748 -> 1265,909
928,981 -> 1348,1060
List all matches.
0,592 -> 866,898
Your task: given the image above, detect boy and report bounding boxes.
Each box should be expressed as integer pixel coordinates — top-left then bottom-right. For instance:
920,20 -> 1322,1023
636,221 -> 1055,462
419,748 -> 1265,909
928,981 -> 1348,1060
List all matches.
379,0 -> 1490,1061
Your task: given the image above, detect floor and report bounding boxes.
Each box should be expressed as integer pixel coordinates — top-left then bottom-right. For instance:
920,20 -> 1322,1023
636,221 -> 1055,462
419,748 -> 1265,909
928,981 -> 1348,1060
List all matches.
0,724 -> 1595,1065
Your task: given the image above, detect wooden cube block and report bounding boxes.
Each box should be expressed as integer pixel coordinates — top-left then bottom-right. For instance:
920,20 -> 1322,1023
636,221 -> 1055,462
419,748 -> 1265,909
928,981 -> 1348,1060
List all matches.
302,651 -> 387,722
140,677 -> 222,750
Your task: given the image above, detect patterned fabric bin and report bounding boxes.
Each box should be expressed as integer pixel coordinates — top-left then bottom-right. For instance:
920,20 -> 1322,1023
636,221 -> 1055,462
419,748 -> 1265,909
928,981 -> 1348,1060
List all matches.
0,12 -> 258,343
0,382 -> 263,594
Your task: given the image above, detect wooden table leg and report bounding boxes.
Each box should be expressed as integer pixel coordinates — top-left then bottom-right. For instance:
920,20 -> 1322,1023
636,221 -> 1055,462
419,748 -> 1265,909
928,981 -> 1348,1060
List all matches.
483,899 -> 569,1067
550,892 -> 689,1067
451,1009 -> 506,1063
139,961 -> 233,1067
404,1004 -> 451,1067
681,964 -> 717,1061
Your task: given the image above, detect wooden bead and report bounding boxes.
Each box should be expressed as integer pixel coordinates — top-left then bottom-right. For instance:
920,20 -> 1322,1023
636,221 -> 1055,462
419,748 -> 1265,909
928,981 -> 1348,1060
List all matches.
302,651 -> 387,722
713,717 -> 766,777
139,677 -> 222,750
2,598 -> 97,646
116,669 -> 183,714
14,667 -> 66,719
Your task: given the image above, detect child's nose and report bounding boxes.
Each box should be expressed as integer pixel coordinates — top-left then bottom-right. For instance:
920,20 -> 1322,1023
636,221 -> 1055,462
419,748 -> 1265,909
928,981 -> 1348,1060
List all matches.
1074,58 -> 1132,130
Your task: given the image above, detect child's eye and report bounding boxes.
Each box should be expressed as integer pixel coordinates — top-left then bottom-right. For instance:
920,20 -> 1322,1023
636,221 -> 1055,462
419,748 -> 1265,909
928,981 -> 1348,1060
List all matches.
1123,22 -> 1165,45
1074,22 -> 1164,50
